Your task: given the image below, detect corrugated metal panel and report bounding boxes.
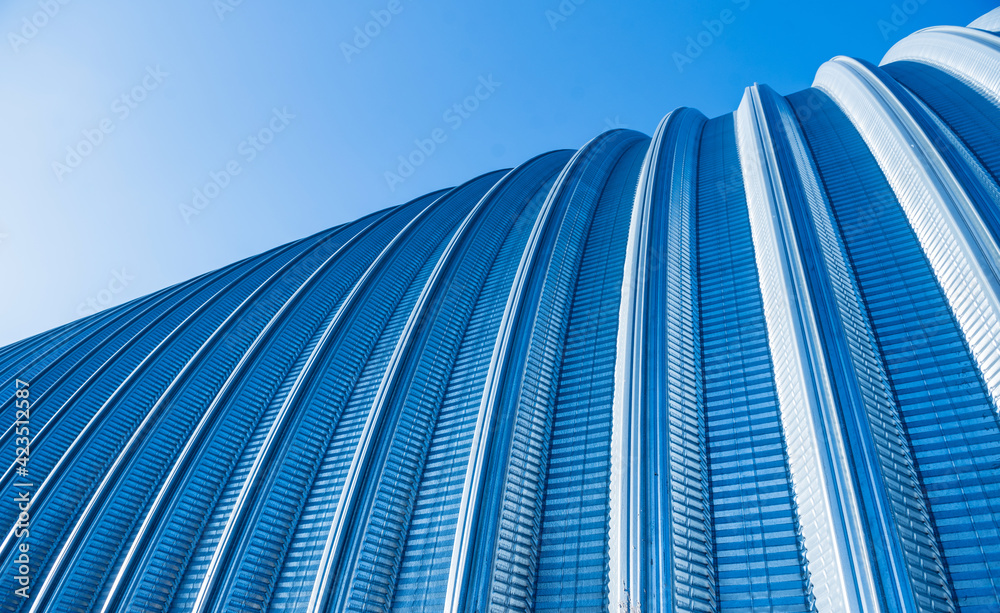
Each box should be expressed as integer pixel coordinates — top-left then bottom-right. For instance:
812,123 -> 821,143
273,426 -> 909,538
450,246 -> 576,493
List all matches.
3,11 -> 1000,613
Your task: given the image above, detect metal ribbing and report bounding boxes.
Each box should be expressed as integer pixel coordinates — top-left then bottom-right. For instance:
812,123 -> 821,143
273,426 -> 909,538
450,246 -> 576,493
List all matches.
757,83 -> 950,612
443,130 -> 645,613
608,108 -> 712,613
482,136 -> 645,612
813,56 -> 1000,417
881,26 -> 1000,109
303,152 -> 571,613
2,13 -> 999,611
92,209 -> 396,613
736,83 -> 874,613
187,178 -> 493,612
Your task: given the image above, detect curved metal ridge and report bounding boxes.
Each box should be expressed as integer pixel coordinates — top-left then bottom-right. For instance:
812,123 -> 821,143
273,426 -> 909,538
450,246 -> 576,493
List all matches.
968,7 -> 1000,32
607,115 -> 665,613
813,56 -> 1000,415
608,108 -> 709,613
894,79 -> 1000,249
129,194 -> 440,613
442,130 -> 643,613
304,152 -> 565,613
4,10 -> 1000,610
337,164 -> 571,613
204,177 -> 497,611
765,82 -> 951,612
0,273 -> 187,409
0,272 -> 206,470
650,109 -> 709,613
187,186 -> 466,612
882,26 -> 1000,107
29,219 -> 380,612
0,238 -> 308,579
477,135 -> 646,612
0,237 -> 306,469
92,211 -> 392,613
736,83 -> 874,613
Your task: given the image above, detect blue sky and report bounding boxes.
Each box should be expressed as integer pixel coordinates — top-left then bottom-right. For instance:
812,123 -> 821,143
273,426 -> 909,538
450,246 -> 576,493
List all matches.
0,0 -> 994,346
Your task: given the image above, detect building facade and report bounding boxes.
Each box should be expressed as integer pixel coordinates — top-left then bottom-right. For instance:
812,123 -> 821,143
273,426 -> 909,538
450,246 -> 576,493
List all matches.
3,10 -> 1000,613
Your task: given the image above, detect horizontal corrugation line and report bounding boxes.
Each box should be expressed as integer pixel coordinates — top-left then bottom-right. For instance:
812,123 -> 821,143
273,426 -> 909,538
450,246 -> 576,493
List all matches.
483,139 -> 645,613
334,157 -> 570,613
219,174 -> 501,611
0,238 -> 325,613
387,161 -> 573,612
294,155 -> 574,612
792,88 -> 1000,611
42,221 -> 384,612
164,195 -> 437,613
698,114 -> 813,612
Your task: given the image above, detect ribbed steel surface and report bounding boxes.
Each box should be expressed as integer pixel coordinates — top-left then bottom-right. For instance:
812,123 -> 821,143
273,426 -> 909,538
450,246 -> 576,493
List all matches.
3,12 -> 1000,613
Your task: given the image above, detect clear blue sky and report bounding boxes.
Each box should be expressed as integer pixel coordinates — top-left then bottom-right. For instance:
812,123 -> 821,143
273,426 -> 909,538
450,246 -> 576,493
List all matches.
0,0 -> 994,346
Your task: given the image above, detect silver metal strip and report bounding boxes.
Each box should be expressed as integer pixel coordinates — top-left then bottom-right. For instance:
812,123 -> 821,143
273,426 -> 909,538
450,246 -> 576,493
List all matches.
736,84 -> 875,613
304,160 -> 538,613
91,215 -> 387,613
439,142 -> 578,613
814,56 -> 1000,415
188,195 -> 444,613
1,239 -> 306,601
441,131 -> 635,613
608,108 -> 710,613
882,26 -> 1000,108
